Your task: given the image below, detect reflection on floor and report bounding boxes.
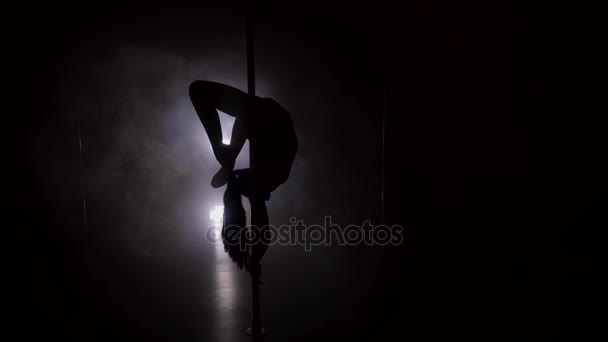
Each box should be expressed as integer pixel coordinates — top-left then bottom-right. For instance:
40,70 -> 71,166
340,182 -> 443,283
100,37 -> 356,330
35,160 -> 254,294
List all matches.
33,215 -> 528,342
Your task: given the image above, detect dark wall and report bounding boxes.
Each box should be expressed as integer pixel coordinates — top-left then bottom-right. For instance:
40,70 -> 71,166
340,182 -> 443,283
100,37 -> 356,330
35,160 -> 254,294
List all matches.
378,1 -> 561,337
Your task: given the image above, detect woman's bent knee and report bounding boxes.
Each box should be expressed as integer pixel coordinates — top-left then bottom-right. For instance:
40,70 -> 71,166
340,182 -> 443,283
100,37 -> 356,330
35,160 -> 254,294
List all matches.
189,80 -> 207,97
190,80 -> 219,103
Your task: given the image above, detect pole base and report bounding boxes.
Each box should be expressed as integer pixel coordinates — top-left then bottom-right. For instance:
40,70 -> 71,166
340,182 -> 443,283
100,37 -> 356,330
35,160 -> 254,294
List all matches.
246,326 -> 267,338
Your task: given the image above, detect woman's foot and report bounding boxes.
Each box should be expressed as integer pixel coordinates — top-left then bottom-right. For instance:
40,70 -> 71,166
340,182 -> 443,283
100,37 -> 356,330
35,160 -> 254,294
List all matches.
211,165 -> 233,188
211,144 -> 236,188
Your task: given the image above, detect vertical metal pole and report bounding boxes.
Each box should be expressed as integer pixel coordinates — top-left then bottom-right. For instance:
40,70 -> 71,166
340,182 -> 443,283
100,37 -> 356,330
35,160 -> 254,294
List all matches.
249,270 -> 263,337
381,81 -> 386,224
78,122 -> 88,234
245,1 -> 265,338
246,5 -> 255,97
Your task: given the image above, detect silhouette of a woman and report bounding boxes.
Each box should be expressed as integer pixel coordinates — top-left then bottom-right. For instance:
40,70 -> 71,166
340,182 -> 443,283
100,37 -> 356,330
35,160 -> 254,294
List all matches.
189,81 -> 298,272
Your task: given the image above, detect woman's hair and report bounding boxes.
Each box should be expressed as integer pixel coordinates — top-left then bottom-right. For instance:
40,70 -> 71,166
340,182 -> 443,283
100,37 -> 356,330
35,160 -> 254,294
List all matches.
221,173 -> 249,269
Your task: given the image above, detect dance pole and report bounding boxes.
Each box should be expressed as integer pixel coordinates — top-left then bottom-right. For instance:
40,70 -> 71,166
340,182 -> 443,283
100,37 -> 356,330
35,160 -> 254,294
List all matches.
245,1 -> 266,338
78,122 -> 88,234
246,2 -> 255,96
381,81 -> 386,224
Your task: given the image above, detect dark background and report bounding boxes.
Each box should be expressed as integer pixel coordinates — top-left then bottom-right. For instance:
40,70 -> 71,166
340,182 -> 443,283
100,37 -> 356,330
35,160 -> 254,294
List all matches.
11,0 -> 567,340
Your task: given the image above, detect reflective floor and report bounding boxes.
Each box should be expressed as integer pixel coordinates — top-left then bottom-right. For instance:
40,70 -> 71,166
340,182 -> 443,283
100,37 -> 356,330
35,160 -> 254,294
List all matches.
30,233 -> 419,341
25,202 -> 535,342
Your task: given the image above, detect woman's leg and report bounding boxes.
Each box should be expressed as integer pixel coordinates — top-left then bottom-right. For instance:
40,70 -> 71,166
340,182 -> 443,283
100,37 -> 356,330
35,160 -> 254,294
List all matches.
189,81 -> 254,165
